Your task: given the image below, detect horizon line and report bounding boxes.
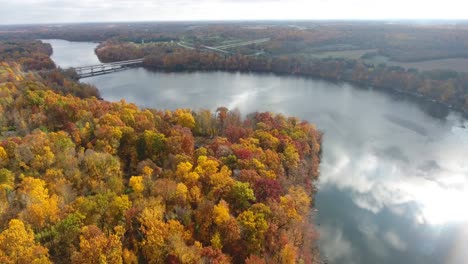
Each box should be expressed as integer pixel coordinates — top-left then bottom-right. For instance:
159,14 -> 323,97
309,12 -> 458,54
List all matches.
2,18 -> 468,27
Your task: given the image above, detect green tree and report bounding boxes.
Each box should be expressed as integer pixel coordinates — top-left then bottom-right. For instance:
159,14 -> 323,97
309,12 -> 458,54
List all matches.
227,181 -> 256,212
237,209 -> 268,256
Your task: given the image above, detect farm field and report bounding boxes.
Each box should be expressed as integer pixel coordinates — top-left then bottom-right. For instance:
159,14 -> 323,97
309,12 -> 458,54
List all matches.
303,49 -> 377,60
387,57 -> 468,73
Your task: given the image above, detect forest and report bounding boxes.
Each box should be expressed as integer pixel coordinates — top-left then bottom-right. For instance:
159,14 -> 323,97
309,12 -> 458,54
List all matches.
0,40 -> 55,71
0,41 -> 322,263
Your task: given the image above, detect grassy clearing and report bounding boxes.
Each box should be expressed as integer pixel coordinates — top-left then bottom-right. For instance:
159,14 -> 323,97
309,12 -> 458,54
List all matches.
308,49 -> 377,60
387,58 -> 468,73
364,55 -> 468,73
290,49 -> 376,60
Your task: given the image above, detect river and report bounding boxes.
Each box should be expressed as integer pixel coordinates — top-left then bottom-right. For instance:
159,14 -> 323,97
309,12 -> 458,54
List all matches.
44,39 -> 468,264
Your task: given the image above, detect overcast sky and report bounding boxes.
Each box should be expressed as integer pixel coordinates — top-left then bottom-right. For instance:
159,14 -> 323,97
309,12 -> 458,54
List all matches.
0,0 -> 466,25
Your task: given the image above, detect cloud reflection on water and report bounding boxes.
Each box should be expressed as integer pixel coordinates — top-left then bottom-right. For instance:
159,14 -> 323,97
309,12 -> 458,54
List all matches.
91,69 -> 468,263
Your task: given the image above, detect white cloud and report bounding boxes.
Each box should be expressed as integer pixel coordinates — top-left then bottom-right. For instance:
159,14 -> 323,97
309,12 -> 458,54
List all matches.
0,0 -> 467,24
318,224 -> 357,263
383,231 -> 407,251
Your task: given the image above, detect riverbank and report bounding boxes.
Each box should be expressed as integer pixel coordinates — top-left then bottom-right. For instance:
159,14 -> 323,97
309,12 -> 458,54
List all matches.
95,42 -> 468,117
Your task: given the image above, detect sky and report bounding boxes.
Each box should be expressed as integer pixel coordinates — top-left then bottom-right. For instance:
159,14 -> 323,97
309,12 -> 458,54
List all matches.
0,0 -> 467,25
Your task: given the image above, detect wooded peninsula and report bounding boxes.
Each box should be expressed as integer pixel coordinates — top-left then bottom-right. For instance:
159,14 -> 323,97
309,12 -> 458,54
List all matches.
0,39 -> 322,263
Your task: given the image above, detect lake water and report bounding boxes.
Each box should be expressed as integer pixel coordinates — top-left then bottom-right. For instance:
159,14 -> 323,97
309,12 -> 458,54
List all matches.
44,39 -> 468,264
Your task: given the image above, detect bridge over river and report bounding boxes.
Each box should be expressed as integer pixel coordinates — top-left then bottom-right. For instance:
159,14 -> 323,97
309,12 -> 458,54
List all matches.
73,38 -> 270,78
74,58 -> 144,78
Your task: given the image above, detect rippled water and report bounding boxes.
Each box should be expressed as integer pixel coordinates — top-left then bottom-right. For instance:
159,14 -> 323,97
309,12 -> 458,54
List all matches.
44,39 -> 468,264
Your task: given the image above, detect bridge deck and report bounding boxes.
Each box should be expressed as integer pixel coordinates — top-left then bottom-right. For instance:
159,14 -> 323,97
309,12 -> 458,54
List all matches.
73,58 -> 144,78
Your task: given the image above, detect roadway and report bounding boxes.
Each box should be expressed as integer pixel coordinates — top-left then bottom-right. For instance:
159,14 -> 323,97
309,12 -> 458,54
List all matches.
176,38 -> 270,55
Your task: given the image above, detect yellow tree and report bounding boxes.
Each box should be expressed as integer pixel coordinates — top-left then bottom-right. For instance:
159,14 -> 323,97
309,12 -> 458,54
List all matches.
18,177 -> 59,229
237,209 -> 268,256
175,183 -> 189,204
140,199 -> 194,264
82,150 -> 123,194
0,146 -> 8,167
175,161 -> 200,186
208,165 -> 235,200
194,155 -> 219,178
139,200 -> 167,263
165,220 -> 200,263
213,200 -> 231,226
173,109 -> 195,129
279,244 -> 297,264
282,143 -> 300,170
279,186 -> 310,223
71,225 -> 123,264
129,176 -> 144,196
0,219 -> 51,264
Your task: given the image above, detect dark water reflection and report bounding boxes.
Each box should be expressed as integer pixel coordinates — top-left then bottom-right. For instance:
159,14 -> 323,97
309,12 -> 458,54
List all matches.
44,39 -> 468,264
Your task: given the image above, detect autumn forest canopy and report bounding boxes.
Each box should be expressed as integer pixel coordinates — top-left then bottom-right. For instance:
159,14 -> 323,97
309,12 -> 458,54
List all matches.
0,39 -> 322,263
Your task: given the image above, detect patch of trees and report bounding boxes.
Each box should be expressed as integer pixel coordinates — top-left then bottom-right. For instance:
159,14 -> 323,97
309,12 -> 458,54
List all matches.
96,41 -> 146,62
0,40 -> 55,70
38,69 -> 100,99
0,61 -> 322,263
0,23 -> 185,43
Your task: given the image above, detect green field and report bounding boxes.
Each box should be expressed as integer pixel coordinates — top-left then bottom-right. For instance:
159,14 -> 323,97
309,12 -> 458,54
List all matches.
364,55 -> 468,73
305,49 -> 377,60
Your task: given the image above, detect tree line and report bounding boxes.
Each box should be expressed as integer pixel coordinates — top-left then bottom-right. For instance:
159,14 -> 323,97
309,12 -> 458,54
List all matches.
96,42 -> 468,114
4,22 -> 468,61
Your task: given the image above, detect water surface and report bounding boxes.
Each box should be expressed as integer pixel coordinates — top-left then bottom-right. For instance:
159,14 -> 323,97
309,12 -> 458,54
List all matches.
43,39 -> 101,68
44,39 -> 468,264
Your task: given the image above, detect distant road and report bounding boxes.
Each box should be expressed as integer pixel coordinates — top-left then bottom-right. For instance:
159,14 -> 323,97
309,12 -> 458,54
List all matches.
177,41 -> 195,50
201,46 -> 231,54
177,38 -> 270,55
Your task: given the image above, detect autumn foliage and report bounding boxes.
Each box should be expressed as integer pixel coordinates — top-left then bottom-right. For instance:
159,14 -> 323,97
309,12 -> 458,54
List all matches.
0,58 -> 322,263
0,40 -> 55,71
